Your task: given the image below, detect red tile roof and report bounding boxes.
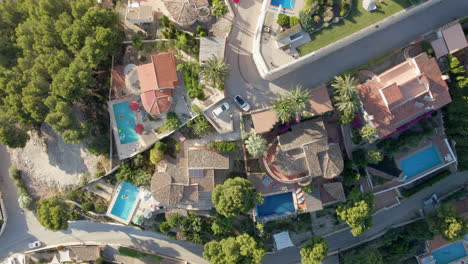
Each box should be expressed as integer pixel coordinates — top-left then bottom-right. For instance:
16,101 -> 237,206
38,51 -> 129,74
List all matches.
137,52 -> 179,115
359,53 -> 451,138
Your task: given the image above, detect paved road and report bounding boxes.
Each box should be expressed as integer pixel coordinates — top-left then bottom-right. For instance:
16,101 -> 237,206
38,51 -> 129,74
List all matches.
226,0 -> 468,110
263,171 -> 468,264
0,145 -> 207,264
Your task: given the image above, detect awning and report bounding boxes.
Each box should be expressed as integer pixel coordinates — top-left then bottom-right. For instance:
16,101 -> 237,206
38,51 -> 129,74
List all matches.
273,231 -> 294,250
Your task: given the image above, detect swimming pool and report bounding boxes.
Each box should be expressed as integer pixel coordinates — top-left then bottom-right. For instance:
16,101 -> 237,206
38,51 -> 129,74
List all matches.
432,241 -> 467,264
399,145 -> 442,179
256,192 -> 296,220
271,0 -> 296,10
110,182 -> 140,221
113,101 -> 139,144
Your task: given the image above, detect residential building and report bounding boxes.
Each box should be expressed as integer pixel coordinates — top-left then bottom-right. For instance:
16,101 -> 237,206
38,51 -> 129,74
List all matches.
431,22 -> 468,58
264,117 -> 344,184
126,0 -> 153,24
137,52 -> 180,117
358,52 -> 452,139
162,0 -> 211,28
151,144 -> 229,210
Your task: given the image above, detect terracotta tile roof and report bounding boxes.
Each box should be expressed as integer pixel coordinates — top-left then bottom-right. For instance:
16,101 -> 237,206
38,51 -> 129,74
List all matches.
278,119 -> 326,152
251,109 -> 279,134
359,53 -> 451,138
187,148 -> 229,169
69,246 -> 100,262
137,53 -> 179,115
189,169 -> 214,191
309,85 -> 333,115
180,185 -> 199,203
320,182 -> 346,205
163,0 -> 202,26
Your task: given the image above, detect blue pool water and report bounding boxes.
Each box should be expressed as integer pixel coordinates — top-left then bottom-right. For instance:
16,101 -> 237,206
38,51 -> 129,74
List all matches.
432,242 -> 467,264
256,192 -> 295,220
110,182 -> 140,221
271,0 -> 296,10
399,145 -> 442,179
113,101 -> 139,144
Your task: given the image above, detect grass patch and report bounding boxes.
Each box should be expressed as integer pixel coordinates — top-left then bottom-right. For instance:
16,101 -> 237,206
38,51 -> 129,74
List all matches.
118,247 -> 163,261
342,50 -> 396,76
297,0 -> 412,55
400,171 -> 450,198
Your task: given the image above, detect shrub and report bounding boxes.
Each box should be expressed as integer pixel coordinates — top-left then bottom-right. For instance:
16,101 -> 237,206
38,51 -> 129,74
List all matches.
18,195 -> 35,211
159,112 -> 181,133
207,141 -> 237,152
299,11 -> 315,34
303,184 -> 313,193
118,247 -> 148,258
289,16 -> 299,27
159,15 -> 170,27
94,203 -> 107,213
352,149 -> 367,169
150,142 -> 167,165
323,8 -> 334,23
212,0 -> 228,18
37,197 -> 70,231
9,167 -> 21,181
196,25 -> 207,37
159,221 -> 171,233
401,171 -> 450,197
360,125 -> 376,141
313,15 -> 321,23
277,14 -> 290,26
81,202 -> 95,212
95,257 -> 104,264
167,213 -> 184,227
366,150 -> 383,164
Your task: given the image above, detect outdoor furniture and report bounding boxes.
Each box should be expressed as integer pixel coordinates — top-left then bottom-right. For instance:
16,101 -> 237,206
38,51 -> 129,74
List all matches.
298,197 -> 305,204
295,188 -> 302,194
262,175 -> 273,187
297,192 -> 304,199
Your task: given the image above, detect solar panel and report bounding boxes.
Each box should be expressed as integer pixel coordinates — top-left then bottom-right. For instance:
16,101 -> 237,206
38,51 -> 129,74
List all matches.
189,169 -> 205,178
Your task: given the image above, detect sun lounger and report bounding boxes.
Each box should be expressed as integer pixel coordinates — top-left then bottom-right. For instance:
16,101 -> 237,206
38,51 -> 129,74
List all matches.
297,192 -> 304,199
295,188 -> 302,194
298,197 -> 305,204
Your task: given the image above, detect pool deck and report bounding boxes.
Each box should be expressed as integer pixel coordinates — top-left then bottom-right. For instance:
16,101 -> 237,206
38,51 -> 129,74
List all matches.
253,191 -> 299,223
106,183 -> 141,225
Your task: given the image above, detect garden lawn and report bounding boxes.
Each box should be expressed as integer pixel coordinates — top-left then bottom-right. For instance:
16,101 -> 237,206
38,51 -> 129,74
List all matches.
297,0 -> 412,56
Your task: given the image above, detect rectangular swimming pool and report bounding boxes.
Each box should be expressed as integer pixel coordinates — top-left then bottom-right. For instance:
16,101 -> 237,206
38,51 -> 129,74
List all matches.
399,145 -> 442,179
256,192 -> 296,220
110,182 -> 140,221
271,0 -> 296,10
113,101 -> 139,144
432,241 -> 467,264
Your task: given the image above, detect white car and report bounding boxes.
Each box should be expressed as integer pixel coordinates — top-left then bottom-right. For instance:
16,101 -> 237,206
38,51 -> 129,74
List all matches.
212,102 -> 230,118
28,241 -> 41,249
234,95 -> 250,112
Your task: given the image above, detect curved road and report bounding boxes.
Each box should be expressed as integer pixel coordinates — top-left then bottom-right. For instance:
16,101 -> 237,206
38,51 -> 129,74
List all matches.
1,0 -> 468,262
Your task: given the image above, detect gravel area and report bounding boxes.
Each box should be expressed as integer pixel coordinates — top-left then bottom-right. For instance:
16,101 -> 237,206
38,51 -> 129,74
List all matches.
8,124 -> 101,199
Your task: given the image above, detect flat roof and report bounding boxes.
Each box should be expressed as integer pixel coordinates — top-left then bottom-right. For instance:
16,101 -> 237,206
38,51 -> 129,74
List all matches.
442,23 -> 468,54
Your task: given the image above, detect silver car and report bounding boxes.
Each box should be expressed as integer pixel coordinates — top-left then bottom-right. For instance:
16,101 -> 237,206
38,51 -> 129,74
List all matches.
212,102 -> 230,118
234,95 -> 250,112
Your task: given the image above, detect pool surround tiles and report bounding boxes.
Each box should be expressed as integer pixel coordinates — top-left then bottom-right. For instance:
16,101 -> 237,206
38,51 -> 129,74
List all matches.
256,191 -> 297,221
107,182 -> 141,224
398,144 -> 443,180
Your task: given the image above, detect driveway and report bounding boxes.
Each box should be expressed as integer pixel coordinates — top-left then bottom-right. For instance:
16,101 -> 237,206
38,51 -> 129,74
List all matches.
225,0 -> 468,111
262,171 -> 468,264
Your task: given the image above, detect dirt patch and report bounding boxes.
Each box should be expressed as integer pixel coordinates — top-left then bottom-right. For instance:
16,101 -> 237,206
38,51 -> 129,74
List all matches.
8,124 -> 102,199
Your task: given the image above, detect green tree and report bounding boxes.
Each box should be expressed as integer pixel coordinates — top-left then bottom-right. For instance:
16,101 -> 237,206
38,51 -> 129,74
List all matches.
18,195 -> 35,211
212,0 -> 228,18
0,121 -> 29,148
360,125 -> 376,141
245,134 -> 267,158
300,236 -> 328,264
272,95 -> 293,123
167,212 -> 184,227
336,188 -> 375,236
366,150 -> 383,164
428,204 -> 468,242
289,85 -> 311,120
159,112 -> 181,133
115,162 -> 152,186
332,75 -> 360,120
37,197 -> 69,231
203,234 -> 265,264
200,57 -> 230,90
211,217 -> 233,236
191,116 -> 211,137
150,142 -> 167,165
212,177 -> 263,217
343,246 -> 384,264
159,221 -> 171,233
277,14 -> 290,26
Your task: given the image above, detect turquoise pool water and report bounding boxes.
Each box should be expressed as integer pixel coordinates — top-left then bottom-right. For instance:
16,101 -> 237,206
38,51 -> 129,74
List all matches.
110,182 -> 140,221
432,241 -> 467,264
256,192 -> 295,220
399,145 -> 442,179
271,0 -> 296,9
113,101 -> 138,144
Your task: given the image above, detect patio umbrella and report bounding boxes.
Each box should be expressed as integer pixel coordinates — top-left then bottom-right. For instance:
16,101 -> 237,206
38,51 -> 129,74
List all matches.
134,124 -> 144,134
129,100 -> 140,111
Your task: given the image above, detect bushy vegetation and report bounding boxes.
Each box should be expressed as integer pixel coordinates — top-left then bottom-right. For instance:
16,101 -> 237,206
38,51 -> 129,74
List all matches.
212,0 -> 228,18
444,54 -> 468,170
9,167 -> 35,210
187,114 -> 212,137
159,112 -> 181,133
428,204 -> 468,242
359,124 -> 376,141
63,187 -> 108,214
400,170 -> 450,198
178,62 -> 205,100
366,150 -> 383,164
272,85 -> 311,123
245,134 -> 267,158
203,234 -> 265,264
212,177 -> 263,217
0,0 -> 122,148
200,57 -> 229,90
115,160 -> 152,186
376,127 -> 431,155
299,0 -> 350,34
289,16 -> 299,27
336,188 -> 375,236
331,75 -> 359,124
277,14 -> 290,26
207,141 -> 237,152
37,197 -> 70,231
300,236 -> 328,264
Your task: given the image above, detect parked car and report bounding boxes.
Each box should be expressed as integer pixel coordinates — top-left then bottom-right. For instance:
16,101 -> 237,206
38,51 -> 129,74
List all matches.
7,257 -> 16,264
212,102 -> 230,118
234,95 -> 250,112
28,241 -> 41,249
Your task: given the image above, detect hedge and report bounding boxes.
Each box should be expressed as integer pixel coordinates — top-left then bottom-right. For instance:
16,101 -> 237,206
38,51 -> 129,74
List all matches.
401,170 -> 451,198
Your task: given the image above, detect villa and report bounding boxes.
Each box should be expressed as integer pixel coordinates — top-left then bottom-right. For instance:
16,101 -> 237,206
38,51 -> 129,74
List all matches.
126,0 -> 154,24
431,22 -> 468,59
150,140 -> 230,211
137,52 -> 179,117
358,52 -> 452,139
162,0 -> 211,28
264,117 -> 344,185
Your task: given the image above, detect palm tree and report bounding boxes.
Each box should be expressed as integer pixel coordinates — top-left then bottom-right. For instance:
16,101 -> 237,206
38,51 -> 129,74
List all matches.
272,96 -> 293,123
289,85 -> 311,120
200,57 -> 230,90
335,96 -> 358,117
332,75 -> 358,99
245,134 -> 267,158
192,116 -> 211,137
